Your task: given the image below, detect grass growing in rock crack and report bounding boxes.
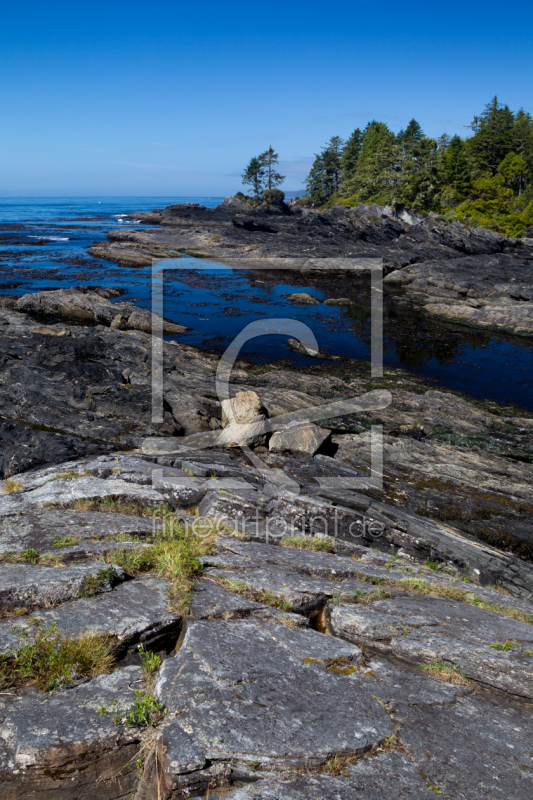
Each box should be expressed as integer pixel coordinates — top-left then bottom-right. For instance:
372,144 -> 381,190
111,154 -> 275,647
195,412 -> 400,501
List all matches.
98,691 -> 165,728
418,659 -> 472,686
44,496 -> 170,518
217,578 -> 293,611
353,573 -> 533,624
281,536 -> 336,553
1,478 -> 22,494
99,520 -> 217,614
0,622 -> 115,691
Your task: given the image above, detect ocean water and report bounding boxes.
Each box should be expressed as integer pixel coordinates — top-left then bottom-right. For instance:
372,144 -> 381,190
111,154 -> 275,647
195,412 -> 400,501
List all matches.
0,197 -> 532,411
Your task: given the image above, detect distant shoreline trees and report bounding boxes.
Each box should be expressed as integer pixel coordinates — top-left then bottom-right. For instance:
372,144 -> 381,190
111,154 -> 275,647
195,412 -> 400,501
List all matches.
298,98 -> 533,237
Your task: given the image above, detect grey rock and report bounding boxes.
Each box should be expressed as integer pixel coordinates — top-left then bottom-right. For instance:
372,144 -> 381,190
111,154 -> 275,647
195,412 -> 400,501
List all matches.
0,509 -> 154,557
223,752 -> 434,799
0,576 -> 179,655
269,422 -> 331,456
189,577 -> 309,628
221,390 -> 266,427
0,667 -> 143,799
0,561 -> 124,614
15,288 -> 187,334
328,595 -> 533,697
0,476 -> 167,516
395,691 -> 533,800
144,619 -> 392,795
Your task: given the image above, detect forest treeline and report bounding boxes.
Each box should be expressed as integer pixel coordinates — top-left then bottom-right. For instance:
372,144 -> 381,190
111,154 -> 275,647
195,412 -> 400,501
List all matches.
241,97 -> 533,237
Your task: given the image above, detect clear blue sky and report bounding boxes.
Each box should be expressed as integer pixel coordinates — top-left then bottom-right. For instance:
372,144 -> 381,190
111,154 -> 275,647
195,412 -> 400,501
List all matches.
2,0 -> 532,196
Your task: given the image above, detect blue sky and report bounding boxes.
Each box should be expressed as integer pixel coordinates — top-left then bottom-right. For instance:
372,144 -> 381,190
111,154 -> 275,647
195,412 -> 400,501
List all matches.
2,0 -> 532,196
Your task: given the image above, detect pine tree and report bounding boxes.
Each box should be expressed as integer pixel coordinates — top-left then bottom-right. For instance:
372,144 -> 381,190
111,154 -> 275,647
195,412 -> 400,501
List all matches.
442,136 -> 472,202
398,119 -> 424,153
304,137 -> 345,203
340,128 -> 362,183
498,152 -> 528,196
397,137 -> 439,210
512,110 -> 533,194
258,146 -> 285,190
241,156 -> 266,198
467,96 -> 515,174
350,121 -> 401,202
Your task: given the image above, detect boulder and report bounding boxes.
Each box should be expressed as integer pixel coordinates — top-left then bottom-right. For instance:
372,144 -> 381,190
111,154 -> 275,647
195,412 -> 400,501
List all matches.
15,288 -> 187,335
324,297 -> 354,306
285,293 -> 320,305
221,390 -> 266,427
269,421 -> 331,456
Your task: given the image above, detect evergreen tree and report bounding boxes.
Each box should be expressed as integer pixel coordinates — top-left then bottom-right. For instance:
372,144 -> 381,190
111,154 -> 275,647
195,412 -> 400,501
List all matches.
341,128 -> 362,183
398,119 -> 424,153
467,96 -> 515,174
512,109 -> 533,193
349,121 -> 401,202
442,135 -> 472,202
397,137 -> 439,210
304,152 -> 329,204
258,146 -> 285,190
498,152 -> 528,196
241,156 -> 265,198
304,137 -> 345,203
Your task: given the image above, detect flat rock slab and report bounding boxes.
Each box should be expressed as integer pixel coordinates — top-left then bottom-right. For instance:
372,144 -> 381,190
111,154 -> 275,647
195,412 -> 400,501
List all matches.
0,666 -> 142,799
218,537 -> 368,579
223,751 -> 434,799
189,578 -> 309,628
394,691 -> 533,800
205,565 -> 345,614
0,509 -> 154,556
0,562 -> 124,614
329,595 -> 533,697
0,476 -> 166,516
149,619 -> 392,795
0,576 -> 179,654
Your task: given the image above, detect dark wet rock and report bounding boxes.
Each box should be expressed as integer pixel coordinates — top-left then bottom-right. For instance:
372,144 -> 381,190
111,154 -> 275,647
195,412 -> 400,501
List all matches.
0,667 -> 143,799
0,577 -> 179,655
328,594 -> 533,697
0,561 -> 124,615
269,421 -> 331,456
15,288 -> 187,334
90,200 -> 533,336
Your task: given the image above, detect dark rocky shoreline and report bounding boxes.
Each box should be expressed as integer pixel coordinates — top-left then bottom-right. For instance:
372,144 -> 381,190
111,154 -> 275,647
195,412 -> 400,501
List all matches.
0,202 -> 532,798
89,197 -> 533,336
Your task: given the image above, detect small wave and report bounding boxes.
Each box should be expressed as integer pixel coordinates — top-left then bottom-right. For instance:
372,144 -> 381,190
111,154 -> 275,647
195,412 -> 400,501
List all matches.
29,236 -> 69,241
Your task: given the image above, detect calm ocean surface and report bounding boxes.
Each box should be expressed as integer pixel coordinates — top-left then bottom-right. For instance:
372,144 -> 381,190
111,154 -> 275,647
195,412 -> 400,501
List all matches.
0,197 -> 532,411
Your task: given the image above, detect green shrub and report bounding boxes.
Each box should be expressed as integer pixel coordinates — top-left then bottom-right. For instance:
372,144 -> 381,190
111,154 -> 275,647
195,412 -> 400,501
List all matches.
262,189 -> 285,204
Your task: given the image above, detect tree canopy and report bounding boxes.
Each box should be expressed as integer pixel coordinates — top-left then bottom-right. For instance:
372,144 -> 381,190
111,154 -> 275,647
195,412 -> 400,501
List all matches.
296,97 -> 533,236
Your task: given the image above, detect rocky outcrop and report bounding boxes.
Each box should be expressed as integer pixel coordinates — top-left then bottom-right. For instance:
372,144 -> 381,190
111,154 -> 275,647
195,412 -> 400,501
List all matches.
87,199 -> 533,336
0,449 -> 532,798
5,288 -> 187,334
